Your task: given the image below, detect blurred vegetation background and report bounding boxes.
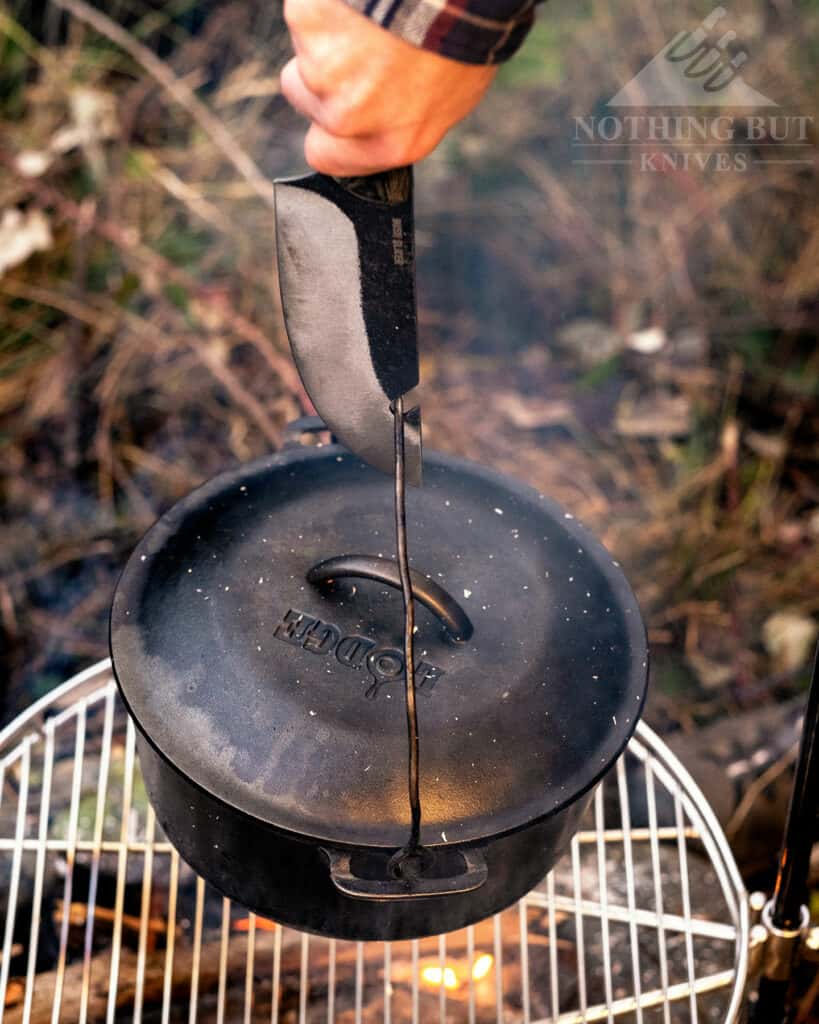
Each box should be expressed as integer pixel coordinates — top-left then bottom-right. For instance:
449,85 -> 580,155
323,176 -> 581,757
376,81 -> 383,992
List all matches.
0,0 -> 818,882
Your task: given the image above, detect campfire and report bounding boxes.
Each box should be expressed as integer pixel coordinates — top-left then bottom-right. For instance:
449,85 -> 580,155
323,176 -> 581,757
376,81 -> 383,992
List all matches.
3,855 -> 564,1023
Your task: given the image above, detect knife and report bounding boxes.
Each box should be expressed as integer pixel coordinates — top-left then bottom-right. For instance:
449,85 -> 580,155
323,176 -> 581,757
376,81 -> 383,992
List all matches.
274,167 -> 422,486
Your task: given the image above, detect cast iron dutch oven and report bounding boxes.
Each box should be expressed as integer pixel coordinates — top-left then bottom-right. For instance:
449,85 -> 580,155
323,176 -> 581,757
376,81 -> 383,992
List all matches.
110,434 -> 648,941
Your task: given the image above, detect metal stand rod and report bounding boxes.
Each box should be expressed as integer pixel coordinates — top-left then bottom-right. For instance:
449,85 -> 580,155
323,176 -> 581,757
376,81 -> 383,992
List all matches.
753,977 -> 790,1023
752,641 -> 819,1023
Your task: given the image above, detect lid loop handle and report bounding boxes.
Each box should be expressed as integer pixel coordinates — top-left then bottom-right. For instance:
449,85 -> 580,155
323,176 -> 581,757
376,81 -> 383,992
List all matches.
306,555 -> 474,643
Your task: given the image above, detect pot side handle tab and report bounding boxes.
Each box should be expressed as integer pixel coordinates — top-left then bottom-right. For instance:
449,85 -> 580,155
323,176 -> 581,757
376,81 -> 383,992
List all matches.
307,554 -> 473,643
325,848 -> 488,901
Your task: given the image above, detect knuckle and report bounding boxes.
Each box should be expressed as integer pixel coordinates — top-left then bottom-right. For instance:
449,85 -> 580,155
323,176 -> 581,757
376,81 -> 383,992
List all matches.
320,99 -> 360,137
283,0 -> 309,28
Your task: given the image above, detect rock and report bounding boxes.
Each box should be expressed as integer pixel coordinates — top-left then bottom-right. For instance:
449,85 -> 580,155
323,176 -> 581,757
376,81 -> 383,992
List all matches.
619,698 -> 804,877
615,389 -> 692,438
555,319 -> 623,368
762,611 -> 819,674
671,327 -> 710,363
745,431 -> 788,461
546,844 -> 738,1021
685,651 -> 735,690
0,208 -> 53,278
494,391 -> 574,430
627,326 -> 667,354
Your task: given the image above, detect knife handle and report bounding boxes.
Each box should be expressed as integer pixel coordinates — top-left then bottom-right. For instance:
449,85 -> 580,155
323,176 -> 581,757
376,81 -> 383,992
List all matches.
336,166 -> 412,205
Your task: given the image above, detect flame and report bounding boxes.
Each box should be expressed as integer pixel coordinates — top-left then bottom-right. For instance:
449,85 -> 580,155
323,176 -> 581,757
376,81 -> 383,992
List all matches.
472,953 -> 493,980
420,954 -> 494,991
421,965 -> 460,990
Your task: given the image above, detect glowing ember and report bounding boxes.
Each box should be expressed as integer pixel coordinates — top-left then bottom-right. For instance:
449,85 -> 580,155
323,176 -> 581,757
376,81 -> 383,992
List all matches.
421,965 -> 460,990
233,916 -> 279,932
472,953 -> 494,980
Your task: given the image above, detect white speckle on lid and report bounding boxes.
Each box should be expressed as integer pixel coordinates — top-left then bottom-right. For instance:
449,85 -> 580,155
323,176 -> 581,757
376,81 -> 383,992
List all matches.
494,508 -> 503,515
522,585 -> 528,591
463,589 -> 472,599
445,500 -> 451,507
258,577 -> 264,584
336,456 -> 343,462
612,715 -> 617,725
564,513 -> 574,520
309,710 -> 317,717
502,691 -> 510,699
569,576 -> 574,582
364,765 -> 371,772
257,645 -> 262,652
592,674 -> 599,680
240,485 -> 247,492
224,586 -> 230,591
187,568 -> 192,574
140,555 -> 146,562
441,831 -> 447,842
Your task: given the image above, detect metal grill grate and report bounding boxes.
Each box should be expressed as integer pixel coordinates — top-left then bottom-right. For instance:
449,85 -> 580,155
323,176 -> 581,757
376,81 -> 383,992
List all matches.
0,661 -> 747,1022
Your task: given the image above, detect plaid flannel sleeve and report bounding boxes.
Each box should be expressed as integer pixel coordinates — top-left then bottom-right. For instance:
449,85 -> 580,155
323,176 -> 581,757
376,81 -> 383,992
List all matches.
344,0 -> 538,65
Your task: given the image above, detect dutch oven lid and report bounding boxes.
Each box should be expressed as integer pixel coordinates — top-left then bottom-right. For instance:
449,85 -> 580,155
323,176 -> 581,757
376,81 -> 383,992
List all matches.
111,444 -> 648,849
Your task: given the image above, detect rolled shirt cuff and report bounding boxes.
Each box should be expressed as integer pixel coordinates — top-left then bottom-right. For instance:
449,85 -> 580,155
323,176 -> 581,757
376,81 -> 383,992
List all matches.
344,0 -> 537,65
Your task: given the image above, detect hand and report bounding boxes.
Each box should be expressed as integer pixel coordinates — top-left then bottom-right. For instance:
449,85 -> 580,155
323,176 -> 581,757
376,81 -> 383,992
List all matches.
280,0 -> 497,175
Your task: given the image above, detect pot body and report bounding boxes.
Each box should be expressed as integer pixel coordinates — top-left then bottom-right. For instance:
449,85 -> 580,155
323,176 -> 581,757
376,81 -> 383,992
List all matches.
137,729 -> 593,941
113,443 -> 648,941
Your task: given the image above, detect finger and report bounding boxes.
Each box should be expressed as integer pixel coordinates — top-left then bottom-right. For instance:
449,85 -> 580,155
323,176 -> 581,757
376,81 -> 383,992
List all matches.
280,57 -> 326,124
304,123 -> 414,176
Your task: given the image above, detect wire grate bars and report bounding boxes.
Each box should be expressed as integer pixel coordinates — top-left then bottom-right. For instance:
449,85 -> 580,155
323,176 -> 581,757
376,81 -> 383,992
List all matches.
0,662 -> 747,1022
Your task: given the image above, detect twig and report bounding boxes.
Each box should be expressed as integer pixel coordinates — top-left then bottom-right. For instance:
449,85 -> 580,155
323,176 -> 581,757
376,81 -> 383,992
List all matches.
725,747 -> 797,843
50,0 -> 278,209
